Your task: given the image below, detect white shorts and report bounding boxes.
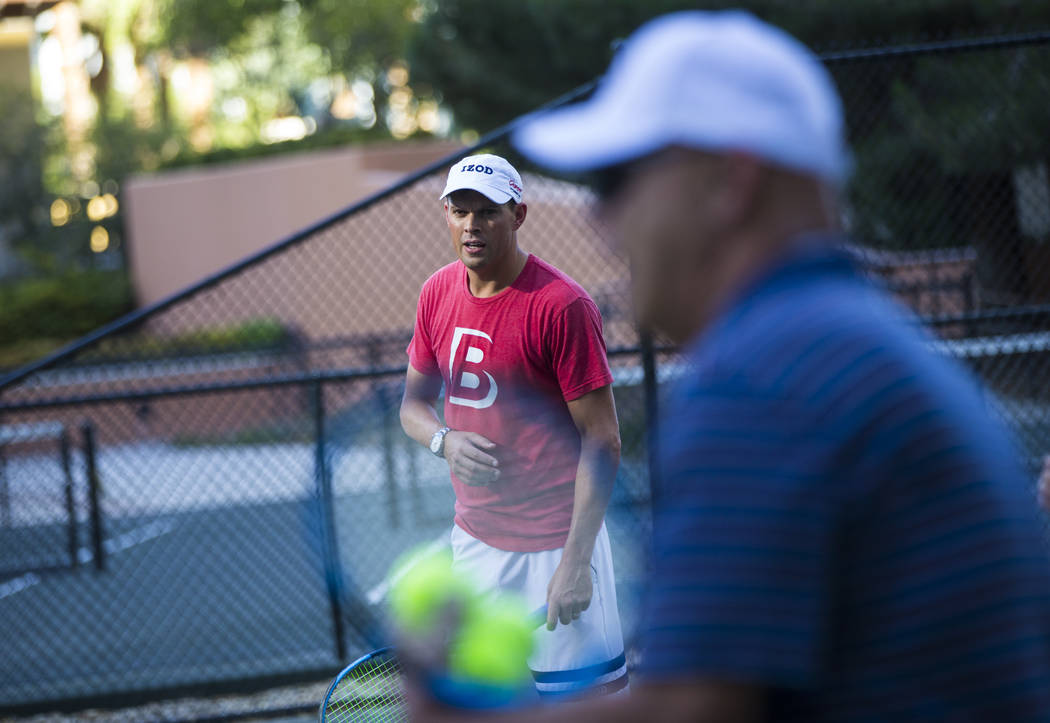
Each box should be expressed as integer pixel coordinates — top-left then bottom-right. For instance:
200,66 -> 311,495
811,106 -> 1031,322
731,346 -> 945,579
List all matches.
450,522 -> 629,699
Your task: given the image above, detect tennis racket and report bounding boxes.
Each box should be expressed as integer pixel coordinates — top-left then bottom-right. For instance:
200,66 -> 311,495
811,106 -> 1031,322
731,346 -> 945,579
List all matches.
319,604 -> 548,723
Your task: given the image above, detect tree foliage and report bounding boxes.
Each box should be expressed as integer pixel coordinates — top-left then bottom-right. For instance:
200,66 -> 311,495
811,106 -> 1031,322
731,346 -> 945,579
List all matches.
141,0 -> 287,57
410,0 -> 1050,134
299,0 -> 417,78
134,0 -> 423,140
0,87 -> 50,268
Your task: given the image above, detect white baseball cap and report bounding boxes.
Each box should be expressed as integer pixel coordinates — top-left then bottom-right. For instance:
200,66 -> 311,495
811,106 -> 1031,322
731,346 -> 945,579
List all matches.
440,153 -> 524,204
513,11 -> 850,186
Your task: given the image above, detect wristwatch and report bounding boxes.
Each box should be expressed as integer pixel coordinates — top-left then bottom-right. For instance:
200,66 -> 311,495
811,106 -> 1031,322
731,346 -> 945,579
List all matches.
429,426 -> 451,457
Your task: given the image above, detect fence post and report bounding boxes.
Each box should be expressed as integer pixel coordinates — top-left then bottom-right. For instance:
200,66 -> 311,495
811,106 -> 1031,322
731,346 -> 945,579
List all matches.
60,428 -> 79,569
368,338 -> 401,529
313,380 -> 347,662
640,332 -> 660,506
82,420 -> 105,572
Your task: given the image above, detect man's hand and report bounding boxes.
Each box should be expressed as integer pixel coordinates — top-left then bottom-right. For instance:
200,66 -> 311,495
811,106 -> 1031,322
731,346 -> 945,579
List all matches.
444,431 -> 501,485
546,559 -> 593,630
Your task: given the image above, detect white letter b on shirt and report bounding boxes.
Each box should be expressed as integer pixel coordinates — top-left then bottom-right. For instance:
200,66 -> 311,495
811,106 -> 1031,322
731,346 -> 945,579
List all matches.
449,327 -> 497,409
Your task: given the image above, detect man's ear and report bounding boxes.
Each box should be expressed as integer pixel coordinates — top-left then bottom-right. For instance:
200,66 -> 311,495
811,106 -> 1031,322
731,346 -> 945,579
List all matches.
513,202 -> 528,230
710,152 -> 763,230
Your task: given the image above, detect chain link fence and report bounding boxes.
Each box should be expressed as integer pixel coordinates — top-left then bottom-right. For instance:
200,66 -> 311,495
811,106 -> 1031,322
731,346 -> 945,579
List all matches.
2,32 -> 1050,714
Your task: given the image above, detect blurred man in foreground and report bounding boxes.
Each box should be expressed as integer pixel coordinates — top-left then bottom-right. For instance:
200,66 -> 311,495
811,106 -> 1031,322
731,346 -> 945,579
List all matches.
408,9 -> 1050,722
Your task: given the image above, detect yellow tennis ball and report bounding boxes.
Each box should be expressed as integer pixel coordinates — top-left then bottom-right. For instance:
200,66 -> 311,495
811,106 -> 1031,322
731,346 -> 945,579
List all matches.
388,547 -> 474,635
449,596 -> 535,686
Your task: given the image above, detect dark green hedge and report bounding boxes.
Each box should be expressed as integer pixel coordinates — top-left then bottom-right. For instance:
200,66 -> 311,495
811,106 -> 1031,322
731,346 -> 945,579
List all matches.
0,270 -> 134,368
86,318 -> 295,362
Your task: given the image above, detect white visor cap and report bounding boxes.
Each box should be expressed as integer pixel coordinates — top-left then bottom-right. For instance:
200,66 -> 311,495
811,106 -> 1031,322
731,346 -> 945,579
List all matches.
440,154 -> 524,204
513,11 -> 850,186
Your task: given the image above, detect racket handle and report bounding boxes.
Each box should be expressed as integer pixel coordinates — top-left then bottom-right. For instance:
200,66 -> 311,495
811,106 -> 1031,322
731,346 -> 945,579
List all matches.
532,603 -> 549,629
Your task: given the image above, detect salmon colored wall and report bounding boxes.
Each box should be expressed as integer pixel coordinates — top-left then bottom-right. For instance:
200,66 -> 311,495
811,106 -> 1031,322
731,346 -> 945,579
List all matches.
123,142 -> 464,308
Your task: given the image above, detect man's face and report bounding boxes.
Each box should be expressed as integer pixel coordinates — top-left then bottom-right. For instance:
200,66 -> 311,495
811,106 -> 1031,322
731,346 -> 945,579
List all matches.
444,190 -> 525,273
598,149 -> 724,342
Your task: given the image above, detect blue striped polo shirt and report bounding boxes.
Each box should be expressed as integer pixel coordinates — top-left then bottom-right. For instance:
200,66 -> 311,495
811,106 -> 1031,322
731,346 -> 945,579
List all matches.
639,242 -> 1050,721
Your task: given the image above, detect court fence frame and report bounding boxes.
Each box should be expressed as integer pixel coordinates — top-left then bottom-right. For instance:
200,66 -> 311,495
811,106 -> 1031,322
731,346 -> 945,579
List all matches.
2,30 -> 1050,716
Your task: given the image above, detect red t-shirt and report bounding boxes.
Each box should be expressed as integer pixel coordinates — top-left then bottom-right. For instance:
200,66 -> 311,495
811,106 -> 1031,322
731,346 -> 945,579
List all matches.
407,254 -> 613,552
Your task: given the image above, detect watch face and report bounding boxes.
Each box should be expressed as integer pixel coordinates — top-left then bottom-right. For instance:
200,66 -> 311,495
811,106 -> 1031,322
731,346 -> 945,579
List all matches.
430,434 -> 442,453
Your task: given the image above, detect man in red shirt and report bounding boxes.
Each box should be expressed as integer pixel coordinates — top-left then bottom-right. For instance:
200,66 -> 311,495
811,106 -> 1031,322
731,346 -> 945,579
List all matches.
400,154 -> 628,697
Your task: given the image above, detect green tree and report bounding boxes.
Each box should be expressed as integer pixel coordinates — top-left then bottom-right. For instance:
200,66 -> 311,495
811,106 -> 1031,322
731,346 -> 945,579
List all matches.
408,0 -> 660,134
846,44 -> 1050,302
146,0 -> 287,57
300,0 -> 417,78
136,0 -> 427,140
0,85 -> 99,276
0,86 -> 51,271
409,0 -> 1050,135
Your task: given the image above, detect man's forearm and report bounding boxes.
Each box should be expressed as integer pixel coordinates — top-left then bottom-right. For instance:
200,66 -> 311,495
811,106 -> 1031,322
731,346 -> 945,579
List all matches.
400,398 -> 444,449
562,437 -> 619,564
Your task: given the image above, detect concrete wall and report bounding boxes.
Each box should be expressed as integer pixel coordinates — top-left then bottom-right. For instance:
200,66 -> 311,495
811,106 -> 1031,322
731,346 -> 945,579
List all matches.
123,141 -> 464,308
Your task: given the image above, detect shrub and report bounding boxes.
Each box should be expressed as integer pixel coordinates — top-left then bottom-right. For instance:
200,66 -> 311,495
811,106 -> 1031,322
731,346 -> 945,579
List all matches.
0,270 -> 134,369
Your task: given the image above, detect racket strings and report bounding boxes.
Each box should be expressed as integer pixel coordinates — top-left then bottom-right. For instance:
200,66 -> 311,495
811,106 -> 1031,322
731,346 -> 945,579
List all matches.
324,653 -> 407,723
